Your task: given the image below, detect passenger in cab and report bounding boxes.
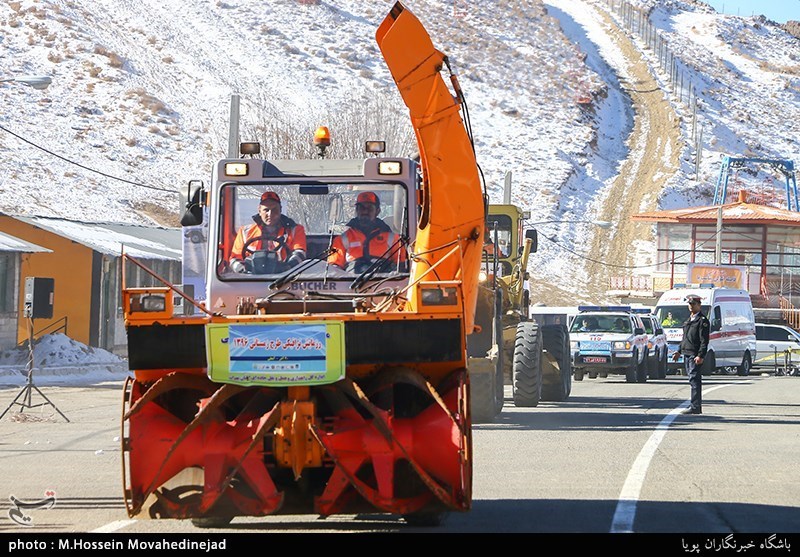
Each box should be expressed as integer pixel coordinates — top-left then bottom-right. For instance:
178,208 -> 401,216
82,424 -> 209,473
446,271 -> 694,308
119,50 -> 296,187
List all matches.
229,191 -> 307,273
661,312 -> 680,327
613,318 -> 629,332
328,191 -> 407,272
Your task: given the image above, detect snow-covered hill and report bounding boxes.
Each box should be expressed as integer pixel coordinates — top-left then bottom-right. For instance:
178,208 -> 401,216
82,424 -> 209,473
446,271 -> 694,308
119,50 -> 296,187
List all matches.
0,0 -> 797,297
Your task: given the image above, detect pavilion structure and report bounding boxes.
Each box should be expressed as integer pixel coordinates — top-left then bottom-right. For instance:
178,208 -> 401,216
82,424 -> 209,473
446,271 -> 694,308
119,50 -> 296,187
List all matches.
627,190 -> 800,322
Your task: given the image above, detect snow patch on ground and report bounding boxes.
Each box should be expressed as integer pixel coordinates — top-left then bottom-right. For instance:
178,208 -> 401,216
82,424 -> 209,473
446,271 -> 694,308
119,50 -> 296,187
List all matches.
0,333 -> 130,386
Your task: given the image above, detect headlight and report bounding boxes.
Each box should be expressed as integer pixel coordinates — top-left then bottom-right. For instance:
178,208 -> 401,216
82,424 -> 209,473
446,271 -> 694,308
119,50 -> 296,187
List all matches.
478,270 -> 488,282
224,162 -> 248,176
420,286 -> 458,306
570,341 -> 579,350
378,161 -> 402,175
141,294 -> 166,312
613,341 -> 631,350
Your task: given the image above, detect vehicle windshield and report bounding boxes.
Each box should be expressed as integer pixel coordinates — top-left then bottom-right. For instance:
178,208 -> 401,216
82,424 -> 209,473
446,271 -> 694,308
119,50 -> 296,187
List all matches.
570,314 -> 631,334
486,214 -> 513,258
655,305 -> 709,327
216,181 -> 410,281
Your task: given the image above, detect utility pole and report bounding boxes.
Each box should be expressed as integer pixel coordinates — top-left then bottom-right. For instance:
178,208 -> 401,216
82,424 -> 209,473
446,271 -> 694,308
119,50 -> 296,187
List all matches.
715,205 -> 723,266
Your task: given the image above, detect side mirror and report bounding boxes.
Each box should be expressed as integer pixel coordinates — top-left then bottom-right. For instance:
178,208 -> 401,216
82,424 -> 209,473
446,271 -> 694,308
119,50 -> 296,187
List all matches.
180,180 -> 205,227
525,229 -> 538,253
634,327 -> 645,335
711,318 -> 722,332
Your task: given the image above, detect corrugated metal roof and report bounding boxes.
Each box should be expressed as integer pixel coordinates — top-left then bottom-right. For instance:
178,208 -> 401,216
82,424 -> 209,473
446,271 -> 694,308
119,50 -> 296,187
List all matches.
15,217 -> 181,260
0,230 -> 52,253
632,194 -> 800,226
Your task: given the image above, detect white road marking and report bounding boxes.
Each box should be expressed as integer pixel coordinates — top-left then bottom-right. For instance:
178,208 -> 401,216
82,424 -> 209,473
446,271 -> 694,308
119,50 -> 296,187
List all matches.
610,384 -> 733,533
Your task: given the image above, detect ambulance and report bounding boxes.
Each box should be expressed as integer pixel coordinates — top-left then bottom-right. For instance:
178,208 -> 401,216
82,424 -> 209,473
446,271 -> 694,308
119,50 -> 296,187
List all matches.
654,285 -> 757,375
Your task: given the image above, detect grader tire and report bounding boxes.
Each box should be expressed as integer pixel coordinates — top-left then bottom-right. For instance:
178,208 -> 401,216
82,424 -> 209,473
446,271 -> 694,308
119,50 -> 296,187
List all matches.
540,324 -> 572,402
512,321 -> 543,407
469,358 -> 498,423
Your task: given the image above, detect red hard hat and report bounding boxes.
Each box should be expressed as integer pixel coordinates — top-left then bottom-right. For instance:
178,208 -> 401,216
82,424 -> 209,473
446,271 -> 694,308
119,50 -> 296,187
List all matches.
260,191 -> 280,205
355,191 -> 379,207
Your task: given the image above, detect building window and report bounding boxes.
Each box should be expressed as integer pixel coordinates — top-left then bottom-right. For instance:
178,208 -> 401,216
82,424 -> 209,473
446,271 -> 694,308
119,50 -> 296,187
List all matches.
0,254 -> 16,313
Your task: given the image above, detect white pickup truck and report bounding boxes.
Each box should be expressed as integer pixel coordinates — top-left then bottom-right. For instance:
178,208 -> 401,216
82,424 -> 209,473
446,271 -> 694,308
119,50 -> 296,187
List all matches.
569,305 -> 650,383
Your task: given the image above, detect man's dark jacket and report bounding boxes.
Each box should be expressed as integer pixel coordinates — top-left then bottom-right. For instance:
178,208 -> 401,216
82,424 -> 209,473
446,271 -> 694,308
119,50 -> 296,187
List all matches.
679,313 -> 710,358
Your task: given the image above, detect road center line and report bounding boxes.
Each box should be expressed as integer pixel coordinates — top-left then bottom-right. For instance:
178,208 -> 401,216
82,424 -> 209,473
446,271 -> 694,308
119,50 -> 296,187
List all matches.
610,384 -> 733,533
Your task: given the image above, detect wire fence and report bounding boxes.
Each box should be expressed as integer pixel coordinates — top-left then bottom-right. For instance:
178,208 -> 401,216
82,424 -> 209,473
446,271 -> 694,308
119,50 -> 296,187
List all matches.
602,0 -> 706,178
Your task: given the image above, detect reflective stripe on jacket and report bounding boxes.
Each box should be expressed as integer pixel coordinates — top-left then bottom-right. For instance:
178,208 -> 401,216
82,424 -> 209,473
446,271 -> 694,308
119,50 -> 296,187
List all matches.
231,221 -> 306,262
328,219 -> 406,268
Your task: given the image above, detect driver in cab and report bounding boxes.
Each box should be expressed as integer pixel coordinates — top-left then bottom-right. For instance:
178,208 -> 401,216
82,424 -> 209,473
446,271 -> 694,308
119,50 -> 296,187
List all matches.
229,191 -> 307,273
328,191 -> 407,272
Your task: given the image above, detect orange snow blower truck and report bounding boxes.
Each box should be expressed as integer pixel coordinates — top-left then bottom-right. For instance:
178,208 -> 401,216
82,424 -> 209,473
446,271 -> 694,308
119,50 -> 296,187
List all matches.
120,2 -> 486,527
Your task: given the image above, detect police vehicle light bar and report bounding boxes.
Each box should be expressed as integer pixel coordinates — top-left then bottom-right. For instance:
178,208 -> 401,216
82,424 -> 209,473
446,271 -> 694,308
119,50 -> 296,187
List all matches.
577,305 -> 632,312
672,283 -> 715,289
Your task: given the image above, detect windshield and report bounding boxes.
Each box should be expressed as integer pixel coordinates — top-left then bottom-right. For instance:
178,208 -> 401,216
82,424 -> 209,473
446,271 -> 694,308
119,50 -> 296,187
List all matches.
655,305 -> 709,327
570,314 -> 631,334
216,181 -> 410,281
486,214 -> 513,258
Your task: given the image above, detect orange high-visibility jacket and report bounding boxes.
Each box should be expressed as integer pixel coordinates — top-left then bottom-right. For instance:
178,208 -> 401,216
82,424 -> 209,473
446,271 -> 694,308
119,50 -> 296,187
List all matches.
328,218 -> 406,268
231,215 -> 307,262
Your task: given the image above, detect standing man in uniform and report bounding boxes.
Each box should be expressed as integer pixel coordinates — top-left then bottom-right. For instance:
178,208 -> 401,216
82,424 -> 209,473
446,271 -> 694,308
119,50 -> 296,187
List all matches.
671,294 -> 710,415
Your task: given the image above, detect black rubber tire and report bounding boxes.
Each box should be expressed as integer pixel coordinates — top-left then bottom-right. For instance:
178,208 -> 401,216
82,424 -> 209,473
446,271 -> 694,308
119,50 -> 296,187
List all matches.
512,321 -> 543,407
636,350 -> 648,383
647,350 -> 658,379
541,324 -> 571,401
626,355 -> 637,383
573,367 -> 584,381
658,348 -> 668,379
469,367 -> 496,423
737,352 -> 752,376
588,371 -> 598,379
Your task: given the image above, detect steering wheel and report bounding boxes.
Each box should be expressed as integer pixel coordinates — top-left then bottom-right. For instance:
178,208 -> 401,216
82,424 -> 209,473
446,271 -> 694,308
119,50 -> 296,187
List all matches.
242,234 -> 286,257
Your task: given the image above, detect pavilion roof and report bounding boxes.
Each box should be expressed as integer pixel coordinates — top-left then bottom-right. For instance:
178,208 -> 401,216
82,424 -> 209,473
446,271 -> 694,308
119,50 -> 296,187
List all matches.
632,191 -> 800,227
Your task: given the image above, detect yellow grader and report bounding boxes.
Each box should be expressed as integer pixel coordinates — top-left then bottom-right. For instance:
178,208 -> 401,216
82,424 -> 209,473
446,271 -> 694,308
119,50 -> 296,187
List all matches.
468,200 -> 572,422
120,2 -> 486,527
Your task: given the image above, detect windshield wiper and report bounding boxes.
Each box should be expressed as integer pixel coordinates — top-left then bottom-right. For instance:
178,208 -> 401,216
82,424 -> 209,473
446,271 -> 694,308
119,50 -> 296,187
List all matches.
269,248 -> 335,290
350,237 -> 408,291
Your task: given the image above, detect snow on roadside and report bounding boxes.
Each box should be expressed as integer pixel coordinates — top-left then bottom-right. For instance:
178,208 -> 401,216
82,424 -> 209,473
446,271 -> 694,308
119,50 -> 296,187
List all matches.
0,333 -> 130,386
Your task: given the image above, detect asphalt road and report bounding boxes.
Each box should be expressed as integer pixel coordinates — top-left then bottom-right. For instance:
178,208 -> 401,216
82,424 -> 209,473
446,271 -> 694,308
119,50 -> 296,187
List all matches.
0,370 -> 798,543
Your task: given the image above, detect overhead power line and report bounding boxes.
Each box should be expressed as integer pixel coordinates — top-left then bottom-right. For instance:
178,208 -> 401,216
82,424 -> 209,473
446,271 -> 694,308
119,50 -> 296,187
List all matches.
0,124 -> 177,194
539,232 -> 720,269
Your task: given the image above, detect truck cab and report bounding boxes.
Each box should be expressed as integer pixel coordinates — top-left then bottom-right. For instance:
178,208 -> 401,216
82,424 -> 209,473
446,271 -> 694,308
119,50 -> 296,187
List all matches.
190,152 -> 416,316
569,305 -> 649,383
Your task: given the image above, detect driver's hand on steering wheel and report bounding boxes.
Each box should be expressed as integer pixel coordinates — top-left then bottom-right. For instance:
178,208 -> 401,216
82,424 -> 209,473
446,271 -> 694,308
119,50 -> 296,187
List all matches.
287,250 -> 305,268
